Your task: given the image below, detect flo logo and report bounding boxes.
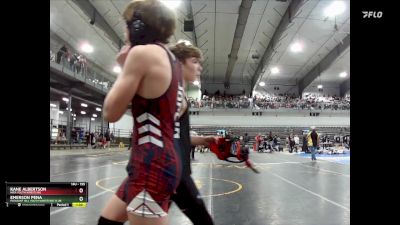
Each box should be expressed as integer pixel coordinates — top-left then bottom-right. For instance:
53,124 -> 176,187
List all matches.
362,11 -> 383,18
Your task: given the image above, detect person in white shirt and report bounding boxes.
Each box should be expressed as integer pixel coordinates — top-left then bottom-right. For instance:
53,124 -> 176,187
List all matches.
294,135 -> 300,152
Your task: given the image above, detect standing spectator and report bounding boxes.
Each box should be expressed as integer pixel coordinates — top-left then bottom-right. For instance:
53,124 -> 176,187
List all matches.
70,53 -> 79,73
85,131 -> 90,147
56,44 -> 68,64
76,130 -> 81,144
78,54 -> 87,76
288,134 -> 294,153
75,54 -> 82,74
294,135 -> 300,152
190,145 -> 196,160
110,132 -> 115,143
91,132 -> 97,149
189,131 -> 198,160
255,133 -> 263,152
105,129 -> 111,149
321,135 -> 327,149
127,131 -> 133,151
272,135 -> 278,151
267,132 -> 274,151
243,133 -> 250,145
302,134 -> 308,152
307,126 -> 320,161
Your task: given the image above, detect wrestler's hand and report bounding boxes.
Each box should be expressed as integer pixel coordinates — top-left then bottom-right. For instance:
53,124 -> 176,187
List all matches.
203,136 -> 218,146
116,45 -> 131,67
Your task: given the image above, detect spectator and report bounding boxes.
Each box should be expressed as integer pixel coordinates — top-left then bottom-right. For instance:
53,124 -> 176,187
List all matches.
243,133 -> 250,145
127,131 -> 133,151
272,135 -> 278,151
294,135 -> 299,152
288,134 -> 294,153
307,126 -> 320,161
110,132 -> 115,143
78,54 -> 87,76
267,131 -> 273,150
70,53 -> 79,73
105,129 -> 111,149
56,44 -> 68,64
302,134 -> 308,152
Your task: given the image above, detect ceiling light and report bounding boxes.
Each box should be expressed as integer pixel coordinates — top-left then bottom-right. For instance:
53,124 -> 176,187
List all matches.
317,85 -> 323,89
96,107 -> 102,111
50,103 -> 56,108
324,1 -> 346,17
339,72 -> 347,78
62,97 -> 69,102
259,82 -> 265,87
271,67 -> 279,74
92,114 -> 97,118
81,43 -> 93,53
160,0 -> 181,9
81,111 -> 86,115
290,42 -> 303,53
177,39 -> 192,45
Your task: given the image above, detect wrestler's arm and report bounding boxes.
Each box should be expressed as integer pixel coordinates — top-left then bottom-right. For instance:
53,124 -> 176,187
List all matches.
190,136 -> 216,146
103,46 -> 149,122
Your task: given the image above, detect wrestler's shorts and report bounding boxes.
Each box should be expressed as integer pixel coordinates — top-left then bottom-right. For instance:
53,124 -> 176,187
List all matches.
116,144 -> 181,218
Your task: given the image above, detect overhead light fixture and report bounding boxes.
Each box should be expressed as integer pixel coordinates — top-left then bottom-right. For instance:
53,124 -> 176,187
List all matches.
193,80 -> 200,86
91,118 -> 95,121
177,39 -> 192,46
317,85 -> 323,89
290,42 -> 303,53
96,107 -> 102,111
339,72 -> 347,78
81,43 -> 93,53
62,97 -> 69,102
50,103 -> 56,108
92,114 -> 97,118
81,111 -> 86,115
160,0 -> 181,10
271,67 -> 280,74
113,66 -> 121,73
81,103 -> 88,107
73,118 -> 76,121
259,82 -> 265,87
324,1 -> 346,17
58,111 -> 64,115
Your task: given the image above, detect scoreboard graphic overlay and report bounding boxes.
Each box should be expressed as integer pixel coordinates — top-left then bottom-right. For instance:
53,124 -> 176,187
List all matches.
5,182 -> 88,207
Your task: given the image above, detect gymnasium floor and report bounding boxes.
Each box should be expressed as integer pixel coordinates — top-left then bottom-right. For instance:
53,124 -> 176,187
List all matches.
50,148 -> 350,225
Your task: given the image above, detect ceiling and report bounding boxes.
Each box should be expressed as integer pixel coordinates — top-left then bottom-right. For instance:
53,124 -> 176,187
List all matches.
50,0 -> 350,95
50,90 -> 102,119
